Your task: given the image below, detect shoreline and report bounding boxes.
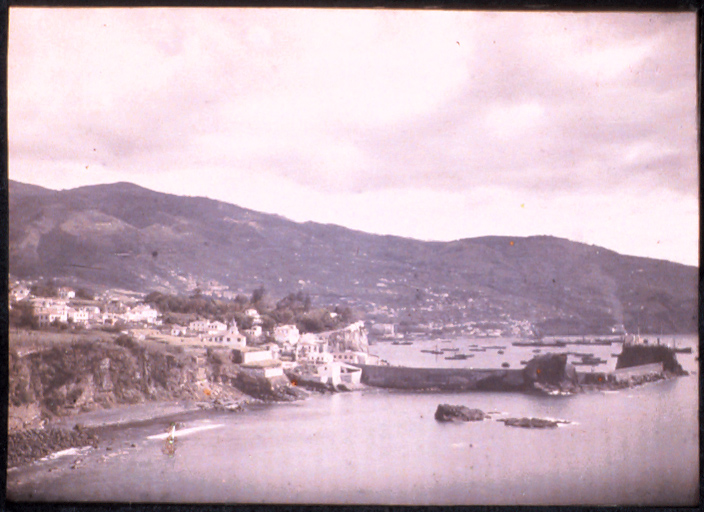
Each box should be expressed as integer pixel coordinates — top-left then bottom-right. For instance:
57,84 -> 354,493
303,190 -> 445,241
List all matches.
7,386 -> 328,470
7,398 -> 253,469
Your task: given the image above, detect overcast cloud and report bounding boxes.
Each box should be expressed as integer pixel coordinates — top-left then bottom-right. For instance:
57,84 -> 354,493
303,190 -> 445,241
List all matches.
8,9 -> 699,265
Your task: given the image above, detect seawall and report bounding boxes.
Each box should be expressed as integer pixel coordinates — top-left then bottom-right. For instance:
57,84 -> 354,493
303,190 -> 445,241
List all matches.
354,364 -> 526,391
354,345 -> 687,393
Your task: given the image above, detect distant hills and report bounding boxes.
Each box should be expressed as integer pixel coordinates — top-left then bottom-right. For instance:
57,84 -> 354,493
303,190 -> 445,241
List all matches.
8,180 -> 698,335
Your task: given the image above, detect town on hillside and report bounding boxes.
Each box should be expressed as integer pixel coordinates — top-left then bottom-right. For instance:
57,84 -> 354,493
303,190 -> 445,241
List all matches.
8,278 -> 384,389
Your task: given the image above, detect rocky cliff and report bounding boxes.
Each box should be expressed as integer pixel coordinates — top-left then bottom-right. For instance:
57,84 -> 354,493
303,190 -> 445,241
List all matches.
321,321 -> 369,353
8,337 -> 296,430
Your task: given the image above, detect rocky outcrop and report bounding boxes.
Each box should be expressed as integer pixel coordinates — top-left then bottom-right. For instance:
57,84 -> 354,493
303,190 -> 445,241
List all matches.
321,321 -> 369,353
234,372 -> 302,402
7,426 -> 100,468
522,353 -> 579,394
8,337 -> 303,428
497,417 -> 569,429
434,404 -> 486,422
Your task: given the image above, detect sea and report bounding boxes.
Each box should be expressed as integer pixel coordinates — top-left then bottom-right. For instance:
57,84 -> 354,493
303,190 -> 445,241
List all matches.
6,334 -> 699,505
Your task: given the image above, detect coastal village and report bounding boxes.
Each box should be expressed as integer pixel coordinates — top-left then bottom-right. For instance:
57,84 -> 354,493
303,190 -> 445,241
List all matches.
9,275 -> 554,385
8,278 -> 384,393
8,275 -> 691,409
7,275 -> 695,472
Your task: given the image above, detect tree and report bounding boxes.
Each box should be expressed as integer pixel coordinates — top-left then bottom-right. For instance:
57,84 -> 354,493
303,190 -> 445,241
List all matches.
9,302 -> 37,330
251,286 -> 266,304
30,282 -> 58,298
75,288 -> 95,300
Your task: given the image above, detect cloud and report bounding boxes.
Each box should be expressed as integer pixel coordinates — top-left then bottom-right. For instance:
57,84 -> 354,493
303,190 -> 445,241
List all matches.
8,8 -> 698,265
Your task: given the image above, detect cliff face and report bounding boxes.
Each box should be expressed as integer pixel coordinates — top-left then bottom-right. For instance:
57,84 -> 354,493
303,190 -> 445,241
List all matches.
322,321 -> 369,353
8,339 -> 253,424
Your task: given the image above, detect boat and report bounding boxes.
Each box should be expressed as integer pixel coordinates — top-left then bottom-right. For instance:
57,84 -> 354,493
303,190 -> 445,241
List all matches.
568,339 -> 612,346
420,349 -> 443,355
672,347 -> 692,354
445,354 -> 473,360
512,340 -> 567,348
573,355 -> 607,366
441,347 -> 459,352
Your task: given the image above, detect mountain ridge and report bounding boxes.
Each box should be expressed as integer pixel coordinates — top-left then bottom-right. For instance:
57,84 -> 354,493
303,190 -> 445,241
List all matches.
8,180 -> 698,335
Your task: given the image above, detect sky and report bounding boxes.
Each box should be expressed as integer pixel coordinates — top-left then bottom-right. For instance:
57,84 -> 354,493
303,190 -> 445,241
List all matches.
8,8 -> 699,266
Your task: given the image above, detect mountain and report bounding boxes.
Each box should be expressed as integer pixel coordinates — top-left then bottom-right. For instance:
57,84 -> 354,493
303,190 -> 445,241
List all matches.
8,180 -> 699,335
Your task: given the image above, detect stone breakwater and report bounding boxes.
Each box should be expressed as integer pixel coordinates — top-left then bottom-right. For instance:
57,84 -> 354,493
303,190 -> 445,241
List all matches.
7,426 -> 99,468
355,346 -> 688,394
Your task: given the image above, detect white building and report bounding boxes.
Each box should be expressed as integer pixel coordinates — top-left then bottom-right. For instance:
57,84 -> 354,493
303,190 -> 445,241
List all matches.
36,305 -> 69,327
233,347 -> 273,365
171,324 -> 187,336
58,287 -> 76,300
203,332 -> 246,347
244,325 -> 263,338
189,319 -> 212,332
9,285 -> 30,302
332,351 -> 372,365
274,324 -> 300,346
207,321 -> 227,333
369,323 -> 395,338
296,334 -> 330,363
123,304 -> 160,324
67,307 -> 90,325
240,361 -> 284,379
299,361 -> 361,387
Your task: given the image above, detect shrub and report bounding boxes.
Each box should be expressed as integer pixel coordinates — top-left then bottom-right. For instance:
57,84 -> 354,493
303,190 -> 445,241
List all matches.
115,334 -> 138,351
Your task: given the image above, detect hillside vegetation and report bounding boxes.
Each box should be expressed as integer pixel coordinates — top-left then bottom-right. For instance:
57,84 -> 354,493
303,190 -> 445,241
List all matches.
9,180 -> 698,335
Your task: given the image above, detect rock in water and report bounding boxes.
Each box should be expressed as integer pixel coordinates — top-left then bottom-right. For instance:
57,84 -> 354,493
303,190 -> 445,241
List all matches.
434,404 -> 486,422
497,417 -> 568,429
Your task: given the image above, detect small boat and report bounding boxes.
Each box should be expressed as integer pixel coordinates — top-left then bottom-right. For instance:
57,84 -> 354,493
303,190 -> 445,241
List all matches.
497,350 -> 504,355
672,347 -> 692,354
445,354 -> 472,360
574,355 -> 607,366
512,340 -> 567,348
441,347 -> 459,352
420,349 -> 443,355
501,362 -> 510,368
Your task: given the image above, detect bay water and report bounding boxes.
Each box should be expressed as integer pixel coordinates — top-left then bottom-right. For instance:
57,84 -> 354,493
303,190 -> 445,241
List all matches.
7,335 -> 699,505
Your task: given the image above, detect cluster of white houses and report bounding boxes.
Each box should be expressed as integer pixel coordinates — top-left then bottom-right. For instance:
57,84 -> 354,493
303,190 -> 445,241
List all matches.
201,319 -> 378,387
11,283 -> 379,388
28,296 -> 160,328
